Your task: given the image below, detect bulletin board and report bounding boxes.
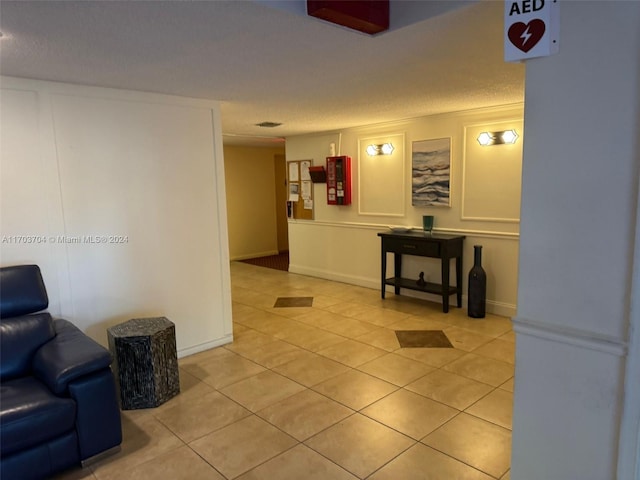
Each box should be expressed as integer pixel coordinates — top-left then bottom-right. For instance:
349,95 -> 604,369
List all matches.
287,160 -> 314,220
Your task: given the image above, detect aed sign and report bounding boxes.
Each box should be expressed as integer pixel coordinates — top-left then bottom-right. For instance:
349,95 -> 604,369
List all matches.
504,0 -> 559,62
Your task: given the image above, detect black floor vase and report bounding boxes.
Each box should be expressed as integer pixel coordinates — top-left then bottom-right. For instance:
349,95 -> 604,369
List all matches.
468,245 -> 486,318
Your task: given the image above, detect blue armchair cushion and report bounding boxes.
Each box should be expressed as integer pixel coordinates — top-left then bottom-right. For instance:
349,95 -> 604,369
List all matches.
0,264 -> 123,480
33,319 -> 112,396
0,265 -> 48,318
0,376 -> 76,457
0,313 -> 55,381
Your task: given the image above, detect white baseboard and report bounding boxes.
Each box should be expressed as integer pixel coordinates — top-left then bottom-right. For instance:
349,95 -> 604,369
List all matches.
177,334 -> 233,359
289,264 -> 378,289
289,264 -> 516,318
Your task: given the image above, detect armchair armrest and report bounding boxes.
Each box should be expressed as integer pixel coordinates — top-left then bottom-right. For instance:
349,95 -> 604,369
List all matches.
32,319 -> 113,395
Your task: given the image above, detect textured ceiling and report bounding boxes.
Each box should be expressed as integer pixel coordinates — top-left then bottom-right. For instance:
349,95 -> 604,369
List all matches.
0,0 -> 524,146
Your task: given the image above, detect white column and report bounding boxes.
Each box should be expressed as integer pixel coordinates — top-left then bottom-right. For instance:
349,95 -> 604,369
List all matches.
511,2 -> 640,479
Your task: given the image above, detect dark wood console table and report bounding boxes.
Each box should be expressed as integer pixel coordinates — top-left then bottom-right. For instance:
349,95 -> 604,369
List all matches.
378,231 -> 465,313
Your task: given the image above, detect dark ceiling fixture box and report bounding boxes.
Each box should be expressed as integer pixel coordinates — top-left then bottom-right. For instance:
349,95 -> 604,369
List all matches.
307,0 -> 389,35
309,166 -> 327,183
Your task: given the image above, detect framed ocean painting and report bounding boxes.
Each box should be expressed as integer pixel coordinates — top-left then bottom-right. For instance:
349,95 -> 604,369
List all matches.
411,137 -> 451,207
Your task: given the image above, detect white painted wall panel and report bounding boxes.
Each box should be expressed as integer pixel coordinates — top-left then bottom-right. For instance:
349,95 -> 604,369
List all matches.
512,2 -> 640,478
516,2 -> 640,339
462,120 -> 524,222
0,78 -> 232,355
286,105 -> 523,316
358,133 -> 405,217
0,88 -> 65,314
512,330 -> 624,480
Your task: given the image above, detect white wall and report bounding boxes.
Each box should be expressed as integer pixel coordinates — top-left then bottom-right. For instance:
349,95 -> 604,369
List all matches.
223,145 -> 284,260
0,77 -> 232,356
511,2 -> 640,478
286,105 -> 523,316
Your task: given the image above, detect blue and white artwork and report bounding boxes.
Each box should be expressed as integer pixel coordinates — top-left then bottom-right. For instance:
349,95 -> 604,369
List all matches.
412,138 -> 451,207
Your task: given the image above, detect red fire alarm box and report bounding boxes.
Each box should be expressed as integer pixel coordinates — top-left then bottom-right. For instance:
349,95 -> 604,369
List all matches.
326,155 -> 351,205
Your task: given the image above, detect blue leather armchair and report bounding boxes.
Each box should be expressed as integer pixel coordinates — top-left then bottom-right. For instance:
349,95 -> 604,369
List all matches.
0,265 -> 122,480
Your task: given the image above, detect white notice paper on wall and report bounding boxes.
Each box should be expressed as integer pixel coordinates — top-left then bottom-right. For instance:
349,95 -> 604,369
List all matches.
289,183 -> 299,202
301,181 -> 311,200
301,161 -> 311,181
288,162 -> 299,182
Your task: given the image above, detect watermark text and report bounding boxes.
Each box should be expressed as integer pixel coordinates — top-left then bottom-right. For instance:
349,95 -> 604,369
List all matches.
2,235 -> 129,245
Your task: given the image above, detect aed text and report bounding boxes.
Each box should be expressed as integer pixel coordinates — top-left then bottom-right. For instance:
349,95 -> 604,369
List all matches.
508,0 -> 545,16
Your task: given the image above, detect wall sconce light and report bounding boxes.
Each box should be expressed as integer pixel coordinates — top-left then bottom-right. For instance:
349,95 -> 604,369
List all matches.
366,143 -> 394,156
477,130 -> 519,146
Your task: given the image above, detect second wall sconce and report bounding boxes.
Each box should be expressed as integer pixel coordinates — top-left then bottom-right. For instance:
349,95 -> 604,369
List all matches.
366,143 -> 394,156
477,129 -> 519,146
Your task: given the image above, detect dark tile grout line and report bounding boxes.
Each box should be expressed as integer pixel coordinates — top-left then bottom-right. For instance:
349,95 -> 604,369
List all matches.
175,336 -> 511,479
230,304 -> 514,393
98,266 -> 511,480
230,265 -> 513,478
231,285 -> 513,343
205,328 -> 512,477
224,287 -> 513,478
227,291 -> 515,420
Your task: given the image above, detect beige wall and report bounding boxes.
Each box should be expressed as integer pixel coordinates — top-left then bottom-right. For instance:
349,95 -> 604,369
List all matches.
0,77 -> 232,356
223,145 -> 285,260
286,105 -> 523,316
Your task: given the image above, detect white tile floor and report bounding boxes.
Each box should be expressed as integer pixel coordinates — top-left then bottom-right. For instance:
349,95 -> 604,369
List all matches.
57,261 -> 514,480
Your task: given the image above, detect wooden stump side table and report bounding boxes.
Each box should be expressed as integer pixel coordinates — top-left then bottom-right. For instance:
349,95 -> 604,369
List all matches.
107,317 -> 180,410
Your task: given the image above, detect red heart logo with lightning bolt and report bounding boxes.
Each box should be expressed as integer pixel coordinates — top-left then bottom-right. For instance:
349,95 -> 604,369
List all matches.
508,19 -> 546,53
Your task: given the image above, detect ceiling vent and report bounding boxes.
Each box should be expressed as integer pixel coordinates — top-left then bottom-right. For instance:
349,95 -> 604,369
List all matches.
255,121 -> 282,128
